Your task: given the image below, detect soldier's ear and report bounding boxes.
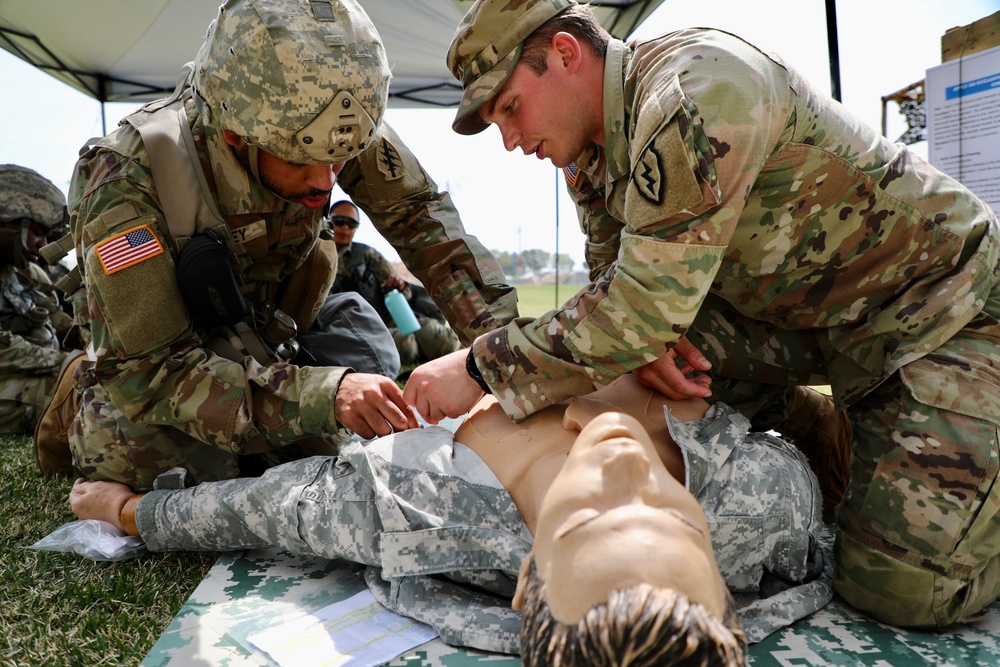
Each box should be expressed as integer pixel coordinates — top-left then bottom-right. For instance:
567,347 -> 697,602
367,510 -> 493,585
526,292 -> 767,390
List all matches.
512,554 -> 534,610
222,130 -> 246,149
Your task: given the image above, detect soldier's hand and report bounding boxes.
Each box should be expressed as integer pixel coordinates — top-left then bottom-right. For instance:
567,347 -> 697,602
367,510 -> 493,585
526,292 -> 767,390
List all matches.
381,275 -> 406,291
634,336 -> 713,400
403,349 -> 484,424
335,373 -> 419,439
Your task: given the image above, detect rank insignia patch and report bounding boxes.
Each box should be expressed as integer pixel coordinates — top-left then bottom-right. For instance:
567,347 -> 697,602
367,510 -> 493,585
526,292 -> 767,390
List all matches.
635,144 -> 664,204
95,224 -> 164,274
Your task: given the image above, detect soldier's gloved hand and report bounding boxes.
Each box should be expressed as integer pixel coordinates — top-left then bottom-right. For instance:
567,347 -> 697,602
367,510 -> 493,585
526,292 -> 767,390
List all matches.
335,372 -> 419,439
633,336 -> 713,400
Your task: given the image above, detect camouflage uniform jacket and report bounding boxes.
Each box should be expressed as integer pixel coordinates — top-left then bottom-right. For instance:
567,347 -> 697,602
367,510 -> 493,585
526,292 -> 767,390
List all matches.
69,97 -> 516,451
1,263 -> 63,349
473,29 -> 1000,420
137,401 -> 829,652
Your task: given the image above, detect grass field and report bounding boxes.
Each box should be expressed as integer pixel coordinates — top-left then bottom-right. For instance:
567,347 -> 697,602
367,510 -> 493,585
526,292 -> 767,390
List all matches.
512,282 -> 579,318
0,434 -> 219,666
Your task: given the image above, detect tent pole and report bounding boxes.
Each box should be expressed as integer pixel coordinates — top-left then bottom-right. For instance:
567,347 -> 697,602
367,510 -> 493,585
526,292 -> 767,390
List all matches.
554,167 -> 560,307
825,0 -> 842,102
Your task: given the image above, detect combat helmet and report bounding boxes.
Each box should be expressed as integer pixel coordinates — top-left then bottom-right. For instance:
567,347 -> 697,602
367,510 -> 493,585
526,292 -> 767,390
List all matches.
192,0 -> 391,165
0,164 -> 67,268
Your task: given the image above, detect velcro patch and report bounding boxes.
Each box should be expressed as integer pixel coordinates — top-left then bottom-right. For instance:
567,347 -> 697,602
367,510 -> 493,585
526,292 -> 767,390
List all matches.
95,224 -> 164,274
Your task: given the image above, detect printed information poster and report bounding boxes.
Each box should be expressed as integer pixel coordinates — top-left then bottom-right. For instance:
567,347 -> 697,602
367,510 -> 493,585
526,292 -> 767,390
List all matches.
926,44 -> 1000,212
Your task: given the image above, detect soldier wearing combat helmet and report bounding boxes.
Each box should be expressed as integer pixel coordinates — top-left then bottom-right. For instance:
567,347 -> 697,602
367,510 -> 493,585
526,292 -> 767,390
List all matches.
0,165 -> 78,437
57,0 -> 516,490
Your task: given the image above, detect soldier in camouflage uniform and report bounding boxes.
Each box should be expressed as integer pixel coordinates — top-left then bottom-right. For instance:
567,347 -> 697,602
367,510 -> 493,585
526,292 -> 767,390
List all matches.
71,375 -> 830,655
66,0 -> 516,491
402,0 -> 1000,630
0,164 -> 74,434
327,199 -> 461,366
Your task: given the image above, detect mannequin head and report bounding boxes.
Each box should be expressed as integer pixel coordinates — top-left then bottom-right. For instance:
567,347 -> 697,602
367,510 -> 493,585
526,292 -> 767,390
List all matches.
514,411 -> 746,666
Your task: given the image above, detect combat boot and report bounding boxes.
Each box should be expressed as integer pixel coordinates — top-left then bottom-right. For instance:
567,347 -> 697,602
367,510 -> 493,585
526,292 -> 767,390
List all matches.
33,350 -> 86,476
774,386 -> 852,523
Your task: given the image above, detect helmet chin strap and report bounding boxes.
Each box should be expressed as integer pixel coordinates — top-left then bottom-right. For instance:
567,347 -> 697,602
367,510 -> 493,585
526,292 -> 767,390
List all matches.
247,144 -> 262,182
0,225 -> 28,269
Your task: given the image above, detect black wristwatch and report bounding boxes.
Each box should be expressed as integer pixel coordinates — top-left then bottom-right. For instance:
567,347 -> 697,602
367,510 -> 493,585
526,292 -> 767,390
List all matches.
465,349 -> 492,394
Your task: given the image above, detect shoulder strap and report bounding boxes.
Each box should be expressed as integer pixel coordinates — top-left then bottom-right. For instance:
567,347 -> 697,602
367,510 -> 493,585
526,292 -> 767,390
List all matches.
124,63 -> 226,247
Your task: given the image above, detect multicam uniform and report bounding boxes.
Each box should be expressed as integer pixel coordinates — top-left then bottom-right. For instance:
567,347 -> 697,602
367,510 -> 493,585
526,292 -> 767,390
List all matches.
68,99 -> 514,490
332,240 -> 461,365
133,401 -> 829,652
468,28 -> 1000,627
0,264 -> 68,434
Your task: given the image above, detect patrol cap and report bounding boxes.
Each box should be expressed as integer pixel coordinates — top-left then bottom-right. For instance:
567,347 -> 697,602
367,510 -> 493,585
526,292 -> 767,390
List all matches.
447,0 -> 575,135
193,0 -> 391,164
0,164 -> 67,230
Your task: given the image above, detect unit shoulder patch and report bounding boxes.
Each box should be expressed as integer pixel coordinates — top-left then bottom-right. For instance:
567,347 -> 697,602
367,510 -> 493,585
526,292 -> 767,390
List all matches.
376,138 -> 404,181
634,144 -> 664,205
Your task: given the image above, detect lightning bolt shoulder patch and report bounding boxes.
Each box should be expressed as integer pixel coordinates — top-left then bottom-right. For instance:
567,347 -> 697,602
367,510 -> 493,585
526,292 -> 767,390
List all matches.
634,144 -> 664,205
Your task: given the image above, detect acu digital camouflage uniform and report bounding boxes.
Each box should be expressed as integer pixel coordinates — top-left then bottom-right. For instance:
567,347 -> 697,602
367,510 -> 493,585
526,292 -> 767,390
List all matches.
0,165 -> 73,434
67,0 -> 516,491
133,400 -> 830,653
332,239 -> 461,365
448,1 -> 1000,629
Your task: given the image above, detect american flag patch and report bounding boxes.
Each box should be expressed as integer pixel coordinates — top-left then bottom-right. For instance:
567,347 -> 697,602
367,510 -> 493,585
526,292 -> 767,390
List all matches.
563,163 -> 581,188
95,225 -> 164,274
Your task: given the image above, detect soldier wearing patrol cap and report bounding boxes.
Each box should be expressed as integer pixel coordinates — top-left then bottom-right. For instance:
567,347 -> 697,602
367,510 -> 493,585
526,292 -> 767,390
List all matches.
0,165 -> 80,437
60,0 -> 516,491
403,0 -> 1000,631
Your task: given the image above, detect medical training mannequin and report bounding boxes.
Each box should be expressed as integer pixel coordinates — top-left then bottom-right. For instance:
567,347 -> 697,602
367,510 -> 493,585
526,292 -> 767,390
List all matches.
71,375 -> 824,662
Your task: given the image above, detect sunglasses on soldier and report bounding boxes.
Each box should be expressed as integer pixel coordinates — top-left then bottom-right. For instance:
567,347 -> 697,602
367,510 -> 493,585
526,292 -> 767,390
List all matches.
329,215 -> 359,229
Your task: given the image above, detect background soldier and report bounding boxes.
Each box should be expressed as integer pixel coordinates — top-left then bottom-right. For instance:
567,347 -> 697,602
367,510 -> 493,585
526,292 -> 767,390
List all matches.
327,198 -> 461,367
0,164 -> 77,436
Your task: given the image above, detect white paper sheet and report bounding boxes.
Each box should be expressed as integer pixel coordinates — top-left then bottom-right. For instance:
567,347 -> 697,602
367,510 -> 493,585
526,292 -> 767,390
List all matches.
247,590 -> 438,667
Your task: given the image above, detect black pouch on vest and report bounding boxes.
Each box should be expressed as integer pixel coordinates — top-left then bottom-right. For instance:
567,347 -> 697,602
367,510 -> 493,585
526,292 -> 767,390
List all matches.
176,229 -> 248,327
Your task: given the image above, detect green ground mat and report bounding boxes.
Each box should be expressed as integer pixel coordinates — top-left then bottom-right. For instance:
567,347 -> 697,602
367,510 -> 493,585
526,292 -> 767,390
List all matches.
142,537 -> 1000,667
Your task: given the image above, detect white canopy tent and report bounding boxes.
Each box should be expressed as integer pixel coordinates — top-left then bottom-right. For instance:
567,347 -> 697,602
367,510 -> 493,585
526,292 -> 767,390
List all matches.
0,0 -> 669,126
1,0 -> 847,293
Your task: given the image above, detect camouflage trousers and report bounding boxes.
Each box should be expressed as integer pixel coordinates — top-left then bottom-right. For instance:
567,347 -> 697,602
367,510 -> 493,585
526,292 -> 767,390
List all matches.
391,315 -> 461,367
0,332 -> 66,434
686,288 -> 1000,628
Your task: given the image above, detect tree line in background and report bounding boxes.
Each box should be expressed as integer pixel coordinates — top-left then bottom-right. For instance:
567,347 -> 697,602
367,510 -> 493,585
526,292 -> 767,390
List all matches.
490,249 -> 581,281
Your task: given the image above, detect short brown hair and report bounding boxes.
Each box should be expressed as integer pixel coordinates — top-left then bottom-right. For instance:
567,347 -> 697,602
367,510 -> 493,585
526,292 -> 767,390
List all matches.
519,4 -> 610,75
519,558 -> 747,666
